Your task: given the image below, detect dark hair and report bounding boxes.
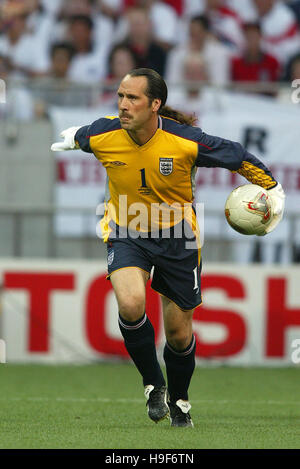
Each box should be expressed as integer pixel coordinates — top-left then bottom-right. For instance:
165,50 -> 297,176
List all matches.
69,15 -> 93,30
128,68 -> 197,126
190,15 -> 210,31
50,42 -> 75,60
108,44 -> 137,75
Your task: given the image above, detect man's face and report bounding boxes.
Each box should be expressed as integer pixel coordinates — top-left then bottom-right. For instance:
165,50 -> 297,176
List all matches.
70,20 -> 91,45
127,9 -> 152,44
189,21 -> 207,49
111,49 -> 136,80
244,26 -> 261,51
117,75 -> 160,131
52,48 -> 71,78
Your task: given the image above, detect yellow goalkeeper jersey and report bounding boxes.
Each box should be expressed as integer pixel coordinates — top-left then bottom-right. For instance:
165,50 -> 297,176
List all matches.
75,115 -> 276,241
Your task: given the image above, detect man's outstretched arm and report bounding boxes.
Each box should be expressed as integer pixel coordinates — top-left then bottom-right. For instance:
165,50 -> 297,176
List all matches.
51,118 -> 119,153
50,126 -> 85,152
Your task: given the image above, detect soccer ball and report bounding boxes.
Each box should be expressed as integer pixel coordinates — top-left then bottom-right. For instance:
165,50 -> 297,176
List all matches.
225,184 -> 273,236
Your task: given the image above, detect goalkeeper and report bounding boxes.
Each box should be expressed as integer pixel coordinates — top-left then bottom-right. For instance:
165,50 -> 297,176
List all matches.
51,68 -> 285,427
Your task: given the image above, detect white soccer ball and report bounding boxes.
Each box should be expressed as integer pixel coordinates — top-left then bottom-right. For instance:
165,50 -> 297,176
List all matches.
225,184 -> 273,236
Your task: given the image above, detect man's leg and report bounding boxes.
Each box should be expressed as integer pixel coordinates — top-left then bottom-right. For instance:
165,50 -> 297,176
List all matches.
162,296 -> 195,427
110,267 -> 168,422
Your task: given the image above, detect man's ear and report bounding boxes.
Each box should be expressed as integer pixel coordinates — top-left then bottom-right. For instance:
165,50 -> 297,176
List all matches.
152,99 -> 161,113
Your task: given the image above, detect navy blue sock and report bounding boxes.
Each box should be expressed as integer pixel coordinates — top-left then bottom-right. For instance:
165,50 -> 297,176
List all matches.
118,313 -> 165,388
163,335 -> 196,402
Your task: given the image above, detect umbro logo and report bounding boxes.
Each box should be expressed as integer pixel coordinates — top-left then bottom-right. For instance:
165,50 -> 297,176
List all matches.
111,161 -> 127,166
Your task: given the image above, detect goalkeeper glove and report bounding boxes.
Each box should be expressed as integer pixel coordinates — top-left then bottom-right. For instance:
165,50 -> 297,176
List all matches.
264,183 -> 285,234
51,126 -> 82,152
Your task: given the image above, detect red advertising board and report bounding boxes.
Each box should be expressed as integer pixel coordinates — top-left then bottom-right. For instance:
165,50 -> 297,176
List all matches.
1,260 -> 300,365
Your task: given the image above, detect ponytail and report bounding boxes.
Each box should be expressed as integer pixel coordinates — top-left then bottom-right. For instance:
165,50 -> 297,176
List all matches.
159,105 -> 198,126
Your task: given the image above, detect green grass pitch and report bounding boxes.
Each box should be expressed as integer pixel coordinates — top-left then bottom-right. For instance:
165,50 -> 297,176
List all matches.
0,363 -> 299,449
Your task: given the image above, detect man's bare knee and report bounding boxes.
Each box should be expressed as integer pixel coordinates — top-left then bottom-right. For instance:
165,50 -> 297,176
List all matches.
166,329 -> 192,351
110,268 -> 148,322
119,296 -> 145,322
162,297 -> 194,350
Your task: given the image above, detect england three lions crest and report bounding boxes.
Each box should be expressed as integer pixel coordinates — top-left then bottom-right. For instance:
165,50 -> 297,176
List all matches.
159,158 -> 173,176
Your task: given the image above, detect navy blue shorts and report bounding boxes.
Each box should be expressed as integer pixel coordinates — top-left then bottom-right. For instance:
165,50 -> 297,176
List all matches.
106,225 -> 202,310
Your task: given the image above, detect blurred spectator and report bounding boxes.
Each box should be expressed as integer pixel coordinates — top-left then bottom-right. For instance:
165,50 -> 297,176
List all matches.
66,15 -> 110,84
225,0 -> 257,22
39,0 -> 62,16
291,54 -> 300,80
0,0 -> 49,77
251,0 -> 300,66
32,41 -> 91,114
58,0 -> 93,17
48,41 -> 75,79
93,9 -> 116,53
98,44 -> 137,107
24,0 -> 56,47
106,44 -> 137,83
0,55 -> 11,80
180,0 -> 206,19
116,0 -> 179,50
289,53 -> 300,80
283,52 -> 300,81
98,0 -> 123,21
167,51 -> 214,122
204,0 -> 245,52
54,0 -> 114,53
287,0 -> 300,26
182,0 -> 205,17
165,15 -> 231,86
161,0 -> 183,15
68,15 -> 94,54
117,7 -> 167,76
231,23 -> 280,88
176,0 -> 245,51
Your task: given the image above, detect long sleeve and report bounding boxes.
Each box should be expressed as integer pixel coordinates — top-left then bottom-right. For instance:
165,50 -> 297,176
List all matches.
74,117 -> 121,155
74,125 -> 92,153
195,130 -> 277,190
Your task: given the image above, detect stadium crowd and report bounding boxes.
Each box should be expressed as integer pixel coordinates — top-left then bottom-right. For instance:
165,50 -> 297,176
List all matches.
1,0 -> 300,118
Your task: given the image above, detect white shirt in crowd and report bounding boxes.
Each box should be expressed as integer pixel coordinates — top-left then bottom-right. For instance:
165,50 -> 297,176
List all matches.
225,0 -> 257,22
207,4 -> 245,52
113,1 -> 179,47
227,0 -> 300,65
177,1 -> 245,52
165,37 -> 231,86
68,44 -> 111,84
0,33 -> 49,76
255,0 -> 300,65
